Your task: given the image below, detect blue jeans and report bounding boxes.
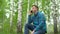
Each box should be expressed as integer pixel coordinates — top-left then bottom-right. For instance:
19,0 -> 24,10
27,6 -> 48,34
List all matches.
24,23 -> 45,34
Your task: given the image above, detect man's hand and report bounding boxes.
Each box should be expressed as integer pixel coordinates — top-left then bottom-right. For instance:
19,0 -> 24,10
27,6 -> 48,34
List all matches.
31,30 -> 35,34
29,10 -> 33,15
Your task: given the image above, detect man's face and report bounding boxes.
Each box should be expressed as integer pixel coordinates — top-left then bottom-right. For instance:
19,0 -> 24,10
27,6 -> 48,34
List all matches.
32,6 -> 38,13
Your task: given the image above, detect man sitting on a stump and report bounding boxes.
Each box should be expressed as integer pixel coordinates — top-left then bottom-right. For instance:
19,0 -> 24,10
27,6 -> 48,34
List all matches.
24,5 -> 47,34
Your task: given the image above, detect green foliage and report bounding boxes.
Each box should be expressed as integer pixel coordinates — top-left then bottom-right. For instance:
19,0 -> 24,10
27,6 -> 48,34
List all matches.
0,0 -> 60,34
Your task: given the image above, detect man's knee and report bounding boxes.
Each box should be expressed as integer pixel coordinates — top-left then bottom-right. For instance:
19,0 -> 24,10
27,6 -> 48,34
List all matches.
25,23 -> 30,27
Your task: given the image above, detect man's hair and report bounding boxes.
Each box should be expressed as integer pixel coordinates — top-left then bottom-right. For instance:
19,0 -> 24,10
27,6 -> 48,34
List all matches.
32,5 -> 39,10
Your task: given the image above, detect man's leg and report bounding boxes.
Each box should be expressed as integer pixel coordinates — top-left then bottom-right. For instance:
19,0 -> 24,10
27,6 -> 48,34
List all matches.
24,23 -> 34,34
34,30 -> 45,34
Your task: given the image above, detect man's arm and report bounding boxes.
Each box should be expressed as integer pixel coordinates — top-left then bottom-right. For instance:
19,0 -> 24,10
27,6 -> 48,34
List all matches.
27,10 -> 33,24
28,15 -> 33,24
34,13 -> 46,31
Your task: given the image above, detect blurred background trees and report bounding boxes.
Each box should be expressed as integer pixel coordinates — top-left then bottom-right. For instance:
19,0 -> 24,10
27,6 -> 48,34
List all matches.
0,0 -> 60,34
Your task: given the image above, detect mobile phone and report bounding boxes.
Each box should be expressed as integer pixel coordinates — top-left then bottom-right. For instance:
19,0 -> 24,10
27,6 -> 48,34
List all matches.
31,10 -> 33,13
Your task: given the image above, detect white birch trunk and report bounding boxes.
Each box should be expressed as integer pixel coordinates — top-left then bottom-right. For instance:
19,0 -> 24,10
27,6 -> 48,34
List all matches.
26,0 -> 30,23
10,0 -> 14,29
51,0 -> 58,34
17,0 -> 22,33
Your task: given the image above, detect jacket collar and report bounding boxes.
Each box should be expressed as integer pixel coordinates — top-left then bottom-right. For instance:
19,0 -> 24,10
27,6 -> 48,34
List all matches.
34,11 -> 39,17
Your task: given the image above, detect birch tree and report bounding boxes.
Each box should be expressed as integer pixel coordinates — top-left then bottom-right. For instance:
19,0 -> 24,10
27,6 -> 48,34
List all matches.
51,0 -> 58,34
10,0 -> 14,33
17,0 -> 22,34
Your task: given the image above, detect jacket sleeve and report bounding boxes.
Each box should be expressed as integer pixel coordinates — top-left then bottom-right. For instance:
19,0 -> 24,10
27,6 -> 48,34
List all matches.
28,15 -> 33,24
34,13 -> 46,31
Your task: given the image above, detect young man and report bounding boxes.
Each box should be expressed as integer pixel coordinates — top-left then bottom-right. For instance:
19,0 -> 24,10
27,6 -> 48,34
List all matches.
24,5 -> 47,34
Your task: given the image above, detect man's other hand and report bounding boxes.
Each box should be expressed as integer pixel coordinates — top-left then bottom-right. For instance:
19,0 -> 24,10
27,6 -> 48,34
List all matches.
31,30 -> 35,34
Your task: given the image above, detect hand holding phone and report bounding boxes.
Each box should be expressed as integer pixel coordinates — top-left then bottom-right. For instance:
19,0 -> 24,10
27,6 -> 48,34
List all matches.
29,10 -> 33,15
31,10 -> 33,13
